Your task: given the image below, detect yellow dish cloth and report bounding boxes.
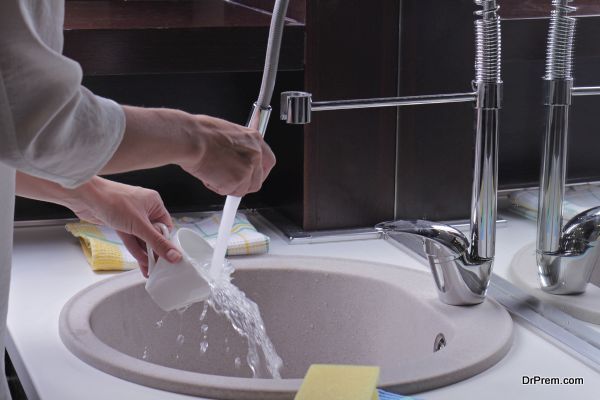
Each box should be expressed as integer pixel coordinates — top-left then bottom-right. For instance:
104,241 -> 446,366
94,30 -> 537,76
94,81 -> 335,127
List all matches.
66,212 -> 270,271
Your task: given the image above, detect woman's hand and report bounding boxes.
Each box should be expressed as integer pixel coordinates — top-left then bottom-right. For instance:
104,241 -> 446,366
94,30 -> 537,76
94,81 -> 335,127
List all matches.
179,115 -> 276,196
103,107 -> 276,197
16,173 -> 181,277
68,178 -> 181,277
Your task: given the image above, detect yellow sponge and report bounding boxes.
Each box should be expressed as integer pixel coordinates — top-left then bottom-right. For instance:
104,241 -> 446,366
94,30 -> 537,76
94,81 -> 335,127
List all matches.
294,364 -> 380,400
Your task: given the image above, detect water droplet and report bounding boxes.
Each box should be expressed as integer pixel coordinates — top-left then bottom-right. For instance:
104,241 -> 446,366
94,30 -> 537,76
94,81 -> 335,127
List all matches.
199,302 -> 209,321
176,334 -> 185,346
234,357 -> 242,369
201,324 -> 208,334
200,341 -> 208,354
224,337 -> 228,344
142,346 -> 150,360
225,346 -> 230,353
155,319 -> 164,328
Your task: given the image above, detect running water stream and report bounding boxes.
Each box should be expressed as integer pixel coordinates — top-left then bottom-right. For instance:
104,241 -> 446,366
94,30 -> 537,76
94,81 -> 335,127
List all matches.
209,195 -> 241,279
204,259 -> 283,378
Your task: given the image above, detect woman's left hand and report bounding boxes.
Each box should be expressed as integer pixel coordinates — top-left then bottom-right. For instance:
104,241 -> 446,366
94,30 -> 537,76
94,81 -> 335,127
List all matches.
65,177 -> 181,277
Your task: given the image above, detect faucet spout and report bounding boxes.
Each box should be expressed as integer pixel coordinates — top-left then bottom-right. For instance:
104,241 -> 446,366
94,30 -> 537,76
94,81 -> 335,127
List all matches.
375,220 -> 493,305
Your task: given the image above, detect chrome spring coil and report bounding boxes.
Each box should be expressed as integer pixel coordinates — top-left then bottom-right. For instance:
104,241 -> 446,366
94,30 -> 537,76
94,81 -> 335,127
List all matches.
474,0 -> 502,84
545,0 -> 576,80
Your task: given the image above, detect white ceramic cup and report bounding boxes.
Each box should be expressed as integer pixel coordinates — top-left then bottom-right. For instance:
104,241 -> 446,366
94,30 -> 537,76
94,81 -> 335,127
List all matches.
144,223 -> 212,311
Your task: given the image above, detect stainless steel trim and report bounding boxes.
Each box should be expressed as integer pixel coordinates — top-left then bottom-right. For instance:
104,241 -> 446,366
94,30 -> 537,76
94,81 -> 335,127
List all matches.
280,91 -> 311,124
572,86 -> 600,96
247,102 -> 273,135
279,91 -> 478,124
254,208 -> 382,244
498,180 -> 600,195
544,79 -> 573,105
311,92 -> 477,111
489,275 -> 600,371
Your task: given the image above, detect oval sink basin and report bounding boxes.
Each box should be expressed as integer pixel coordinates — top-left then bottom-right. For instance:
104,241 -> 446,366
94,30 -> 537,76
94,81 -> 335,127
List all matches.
60,255 -> 512,399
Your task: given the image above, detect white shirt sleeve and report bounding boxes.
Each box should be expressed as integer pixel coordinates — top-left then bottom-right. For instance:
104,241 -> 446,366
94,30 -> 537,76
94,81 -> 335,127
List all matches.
0,0 -> 125,188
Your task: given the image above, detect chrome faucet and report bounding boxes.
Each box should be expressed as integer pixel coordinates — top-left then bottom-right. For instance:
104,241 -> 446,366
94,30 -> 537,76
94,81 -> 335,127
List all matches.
280,1 -> 503,306
536,0 -> 600,294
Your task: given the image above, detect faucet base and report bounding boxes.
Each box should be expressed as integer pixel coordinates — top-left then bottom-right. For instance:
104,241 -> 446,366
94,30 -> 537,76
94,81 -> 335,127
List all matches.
537,250 -> 599,295
376,220 -> 493,306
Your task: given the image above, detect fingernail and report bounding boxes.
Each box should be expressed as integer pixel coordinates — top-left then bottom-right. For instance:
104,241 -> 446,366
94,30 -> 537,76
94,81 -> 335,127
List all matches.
167,249 -> 182,262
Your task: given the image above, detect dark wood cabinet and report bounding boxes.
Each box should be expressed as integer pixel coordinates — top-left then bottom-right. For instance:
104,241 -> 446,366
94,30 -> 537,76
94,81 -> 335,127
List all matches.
16,0 -> 600,232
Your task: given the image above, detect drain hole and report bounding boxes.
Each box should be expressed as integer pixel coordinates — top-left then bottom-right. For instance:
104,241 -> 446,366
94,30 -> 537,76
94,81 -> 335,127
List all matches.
433,333 -> 446,352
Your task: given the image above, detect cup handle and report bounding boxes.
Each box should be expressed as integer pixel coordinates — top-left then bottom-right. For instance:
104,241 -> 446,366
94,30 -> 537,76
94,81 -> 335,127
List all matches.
147,223 -> 171,276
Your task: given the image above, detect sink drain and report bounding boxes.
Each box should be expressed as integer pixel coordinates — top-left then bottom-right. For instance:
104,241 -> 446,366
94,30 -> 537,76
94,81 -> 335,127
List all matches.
433,333 -> 446,352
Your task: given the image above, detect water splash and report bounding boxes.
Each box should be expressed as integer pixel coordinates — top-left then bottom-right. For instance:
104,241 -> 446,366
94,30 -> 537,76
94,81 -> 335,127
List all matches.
202,259 -> 283,379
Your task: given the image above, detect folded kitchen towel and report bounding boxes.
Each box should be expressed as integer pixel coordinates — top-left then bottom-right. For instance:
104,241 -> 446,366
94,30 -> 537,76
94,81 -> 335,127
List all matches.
66,212 -> 269,271
509,183 -> 600,222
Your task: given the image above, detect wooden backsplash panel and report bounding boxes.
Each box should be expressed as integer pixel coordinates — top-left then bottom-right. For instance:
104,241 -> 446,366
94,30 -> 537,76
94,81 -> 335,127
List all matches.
302,0 -> 400,230
395,0 -> 475,221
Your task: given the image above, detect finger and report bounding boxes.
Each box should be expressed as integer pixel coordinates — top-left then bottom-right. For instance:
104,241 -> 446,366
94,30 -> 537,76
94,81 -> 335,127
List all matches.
117,231 -> 150,277
260,141 -> 276,180
148,192 -> 174,231
137,222 -> 182,263
151,205 -> 174,232
247,159 -> 264,194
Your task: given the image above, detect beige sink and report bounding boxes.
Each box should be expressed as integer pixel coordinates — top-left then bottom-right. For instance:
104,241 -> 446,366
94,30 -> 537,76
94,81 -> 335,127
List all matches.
59,255 -> 513,399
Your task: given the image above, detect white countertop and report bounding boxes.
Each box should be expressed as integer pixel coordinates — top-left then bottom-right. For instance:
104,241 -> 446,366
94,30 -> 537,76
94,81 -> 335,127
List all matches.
7,210 -> 600,400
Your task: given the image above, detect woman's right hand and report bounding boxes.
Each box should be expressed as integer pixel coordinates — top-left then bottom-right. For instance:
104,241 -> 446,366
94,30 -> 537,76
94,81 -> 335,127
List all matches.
180,115 -> 276,197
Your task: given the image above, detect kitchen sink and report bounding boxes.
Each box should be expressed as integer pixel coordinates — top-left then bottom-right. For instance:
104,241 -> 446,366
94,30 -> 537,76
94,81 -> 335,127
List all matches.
59,255 -> 513,399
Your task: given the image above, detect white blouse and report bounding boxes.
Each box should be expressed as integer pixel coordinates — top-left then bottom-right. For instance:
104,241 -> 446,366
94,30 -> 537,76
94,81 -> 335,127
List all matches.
0,2 -> 125,397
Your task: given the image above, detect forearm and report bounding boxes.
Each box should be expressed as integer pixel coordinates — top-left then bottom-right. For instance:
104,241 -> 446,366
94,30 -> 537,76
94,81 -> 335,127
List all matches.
100,106 -> 199,175
16,171 -> 82,207
15,171 -> 106,215
99,104 -> 275,197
